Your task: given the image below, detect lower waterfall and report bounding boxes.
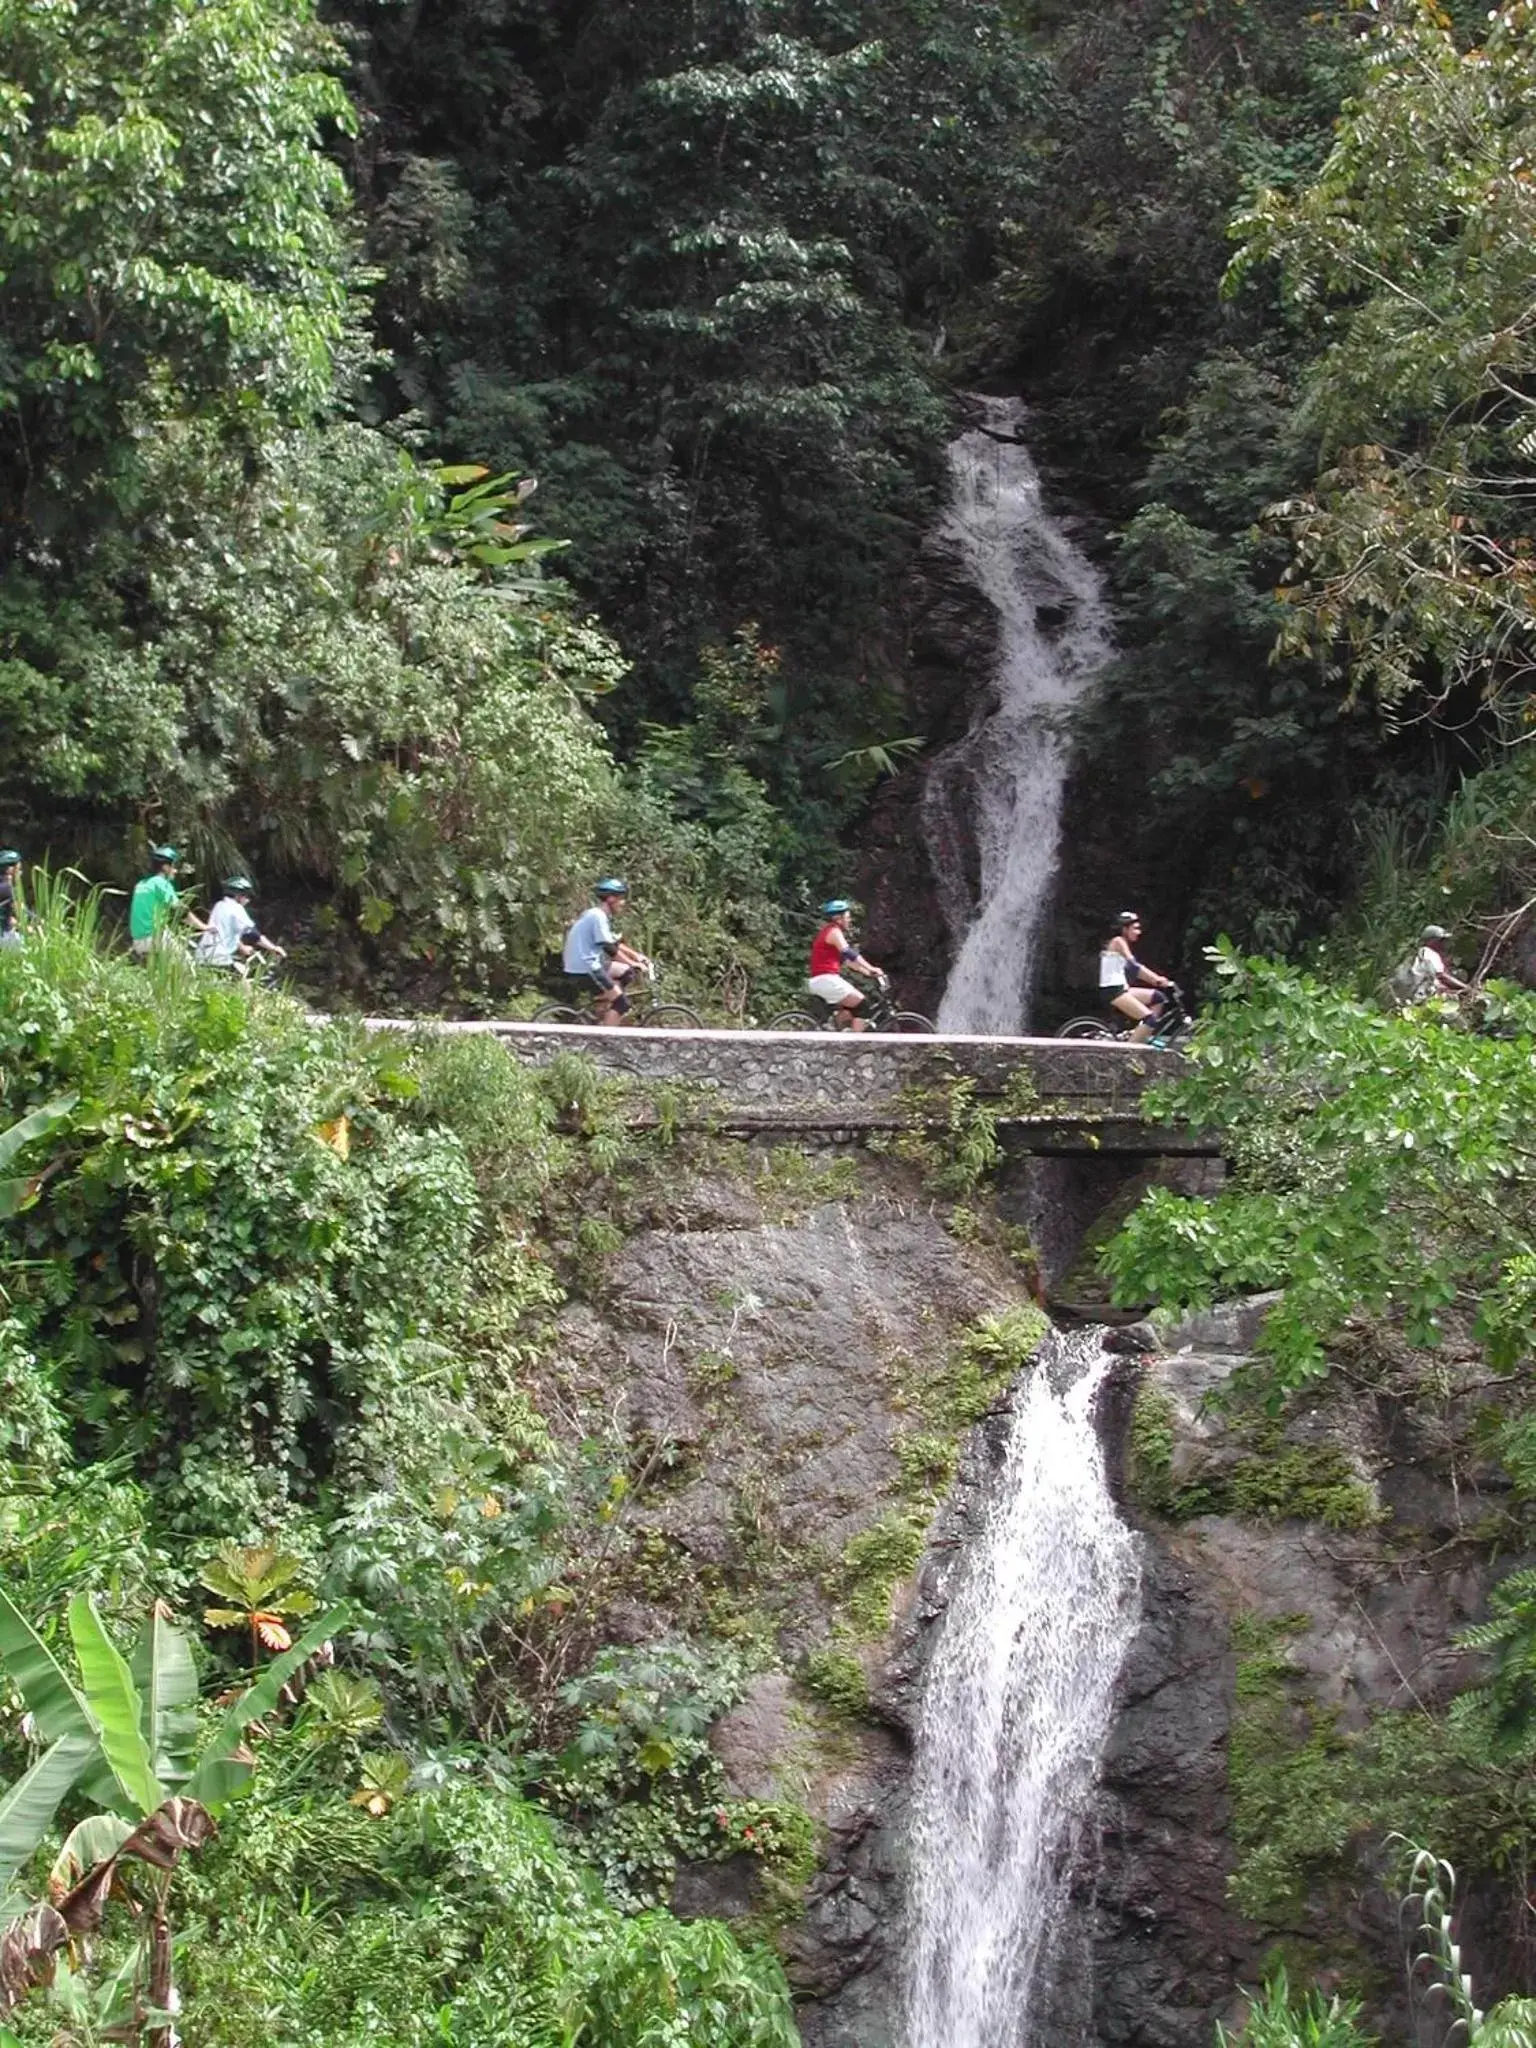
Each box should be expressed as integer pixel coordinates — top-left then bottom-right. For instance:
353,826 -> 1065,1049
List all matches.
903,1331 -> 1142,2048
924,397 -> 1114,1037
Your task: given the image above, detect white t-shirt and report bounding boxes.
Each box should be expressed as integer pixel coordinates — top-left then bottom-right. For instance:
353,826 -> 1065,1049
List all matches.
563,905 -> 615,975
1407,944 -> 1448,1000
196,896 -> 256,966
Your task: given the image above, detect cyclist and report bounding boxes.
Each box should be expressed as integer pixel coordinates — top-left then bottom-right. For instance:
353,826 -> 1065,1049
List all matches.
562,879 -> 650,1027
1099,911 -> 1176,1042
807,899 -> 888,1032
0,850 -> 23,950
129,846 -> 207,960
195,876 -> 287,974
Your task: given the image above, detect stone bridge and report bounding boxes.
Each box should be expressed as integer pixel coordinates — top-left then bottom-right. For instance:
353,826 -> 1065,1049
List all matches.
366,1018 -> 1215,1159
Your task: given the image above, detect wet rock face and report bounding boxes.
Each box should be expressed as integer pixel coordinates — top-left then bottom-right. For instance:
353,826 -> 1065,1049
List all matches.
1073,1305 -> 1501,2048
545,1148 -> 1042,2044
855,528 -> 1001,1017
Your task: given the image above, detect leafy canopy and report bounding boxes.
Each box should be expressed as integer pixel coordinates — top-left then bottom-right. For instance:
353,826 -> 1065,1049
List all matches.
0,0 -> 352,511
1230,2 -> 1536,717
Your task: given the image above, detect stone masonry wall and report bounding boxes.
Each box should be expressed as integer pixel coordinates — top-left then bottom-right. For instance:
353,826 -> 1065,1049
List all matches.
363,1019 -> 1181,1118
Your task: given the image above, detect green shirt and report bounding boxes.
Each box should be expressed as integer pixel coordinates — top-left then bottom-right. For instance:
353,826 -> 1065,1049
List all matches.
129,872 -> 180,942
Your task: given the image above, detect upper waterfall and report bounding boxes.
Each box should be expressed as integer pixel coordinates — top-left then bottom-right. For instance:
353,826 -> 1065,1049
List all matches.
924,399 -> 1114,1036
903,1331 -> 1142,2047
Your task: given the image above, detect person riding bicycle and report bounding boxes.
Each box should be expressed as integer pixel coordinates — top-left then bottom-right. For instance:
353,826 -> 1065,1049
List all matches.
195,876 -> 287,974
1099,911 -> 1176,1042
807,900 -> 888,1033
562,879 -> 650,1027
0,850 -> 24,951
129,846 -> 207,960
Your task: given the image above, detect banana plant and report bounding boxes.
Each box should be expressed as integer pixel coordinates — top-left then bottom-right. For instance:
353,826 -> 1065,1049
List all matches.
0,1094 -> 77,1220
0,1588 -> 344,2035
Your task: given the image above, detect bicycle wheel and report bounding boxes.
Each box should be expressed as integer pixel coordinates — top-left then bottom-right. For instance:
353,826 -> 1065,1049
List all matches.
889,1010 -> 937,1034
767,1010 -> 823,1032
1057,1016 -> 1117,1040
532,1002 -> 585,1025
642,1003 -> 705,1031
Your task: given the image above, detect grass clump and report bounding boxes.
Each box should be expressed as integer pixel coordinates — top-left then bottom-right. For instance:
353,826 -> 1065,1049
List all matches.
800,1648 -> 870,1720
1227,1441 -> 1379,1531
754,1145 -> 860,1223
831,1510 -> 928,1638
937,1304 -> 1049,1428
1127,1382 -> 1178,1513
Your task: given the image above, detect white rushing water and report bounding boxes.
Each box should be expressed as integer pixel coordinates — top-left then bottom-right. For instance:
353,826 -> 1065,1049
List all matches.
925,398 -> 1115,1036
903,1331 -> 1142,2048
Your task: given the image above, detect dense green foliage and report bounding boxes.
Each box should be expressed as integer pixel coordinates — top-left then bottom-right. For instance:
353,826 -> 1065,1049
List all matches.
1231,1 -> 1536,721
1106,946 -> 1536,1394
0,910 -> 804,2042
0,0 -> 805,1009
334,0 -> 1039,730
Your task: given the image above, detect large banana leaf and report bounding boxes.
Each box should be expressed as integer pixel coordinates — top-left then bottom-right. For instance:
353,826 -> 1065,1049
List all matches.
0,1588 -> 96,1750
184,1607 -> 346,1811
0,1094 -> 77,1221
0,1735 -> 94,1898
66,1599 -> 162,1820
129,1606 -> 199,1791
47,1815 -> 134,1897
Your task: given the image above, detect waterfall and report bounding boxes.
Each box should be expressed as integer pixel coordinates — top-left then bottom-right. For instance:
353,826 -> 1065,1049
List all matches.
903,1331 -> 1142,2048
924,398 -> 1115,1037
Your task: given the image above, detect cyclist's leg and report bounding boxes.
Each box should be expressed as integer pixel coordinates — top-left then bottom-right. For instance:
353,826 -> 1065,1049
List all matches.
808,971 -> 868,1032
1111,989 -> 1157,1041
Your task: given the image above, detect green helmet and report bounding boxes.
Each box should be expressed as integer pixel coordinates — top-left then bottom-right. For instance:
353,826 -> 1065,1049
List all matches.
0,850 -> 20,868
150,844 -> 178,865
222,875 -> 254,894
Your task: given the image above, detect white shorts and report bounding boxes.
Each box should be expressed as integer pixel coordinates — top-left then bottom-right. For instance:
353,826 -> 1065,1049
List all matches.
808,973 -> 864,1006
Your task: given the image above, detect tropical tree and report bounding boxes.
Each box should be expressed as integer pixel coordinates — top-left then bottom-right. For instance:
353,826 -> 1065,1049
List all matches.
1230,1 -> 1536,719
0,1589 -> 342,2035
199,1544 -> 316,1672
0,0 -> 353,540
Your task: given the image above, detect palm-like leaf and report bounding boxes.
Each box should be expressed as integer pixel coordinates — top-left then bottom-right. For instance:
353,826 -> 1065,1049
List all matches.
198,1545 -> 307,1609
0,1588 -> 95,1749
0,1096 -> 76,1220
48,1815 -> 134,1896
66,1599 -> 163,1819
129,1606 -> 199,1792
0,1737 -> 95,1899
184,1608 -> 346,1811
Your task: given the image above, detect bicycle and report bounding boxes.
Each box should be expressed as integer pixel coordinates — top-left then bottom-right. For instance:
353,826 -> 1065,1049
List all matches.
533,963 -> 704,1031
767,979 -> 936,1035
1056,986 -> 1193,1047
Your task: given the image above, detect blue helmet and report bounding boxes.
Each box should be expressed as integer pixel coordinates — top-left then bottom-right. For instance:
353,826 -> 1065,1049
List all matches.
820,898 -> 851,917
151,844 -> 179,865
595,877 -> 628,898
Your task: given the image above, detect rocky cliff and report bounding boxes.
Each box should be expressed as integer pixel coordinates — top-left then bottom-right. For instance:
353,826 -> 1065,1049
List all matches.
542,1106 -> 1504,2046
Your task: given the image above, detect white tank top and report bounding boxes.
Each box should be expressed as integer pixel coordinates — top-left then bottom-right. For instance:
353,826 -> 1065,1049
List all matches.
1099,947 -> 1128,990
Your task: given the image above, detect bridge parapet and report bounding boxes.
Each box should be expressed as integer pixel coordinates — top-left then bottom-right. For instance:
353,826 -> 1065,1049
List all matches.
361,1020 -> 1207,1154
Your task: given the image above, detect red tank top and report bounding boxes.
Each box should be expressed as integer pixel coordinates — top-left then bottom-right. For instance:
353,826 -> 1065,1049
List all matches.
809,924 -> 846,977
